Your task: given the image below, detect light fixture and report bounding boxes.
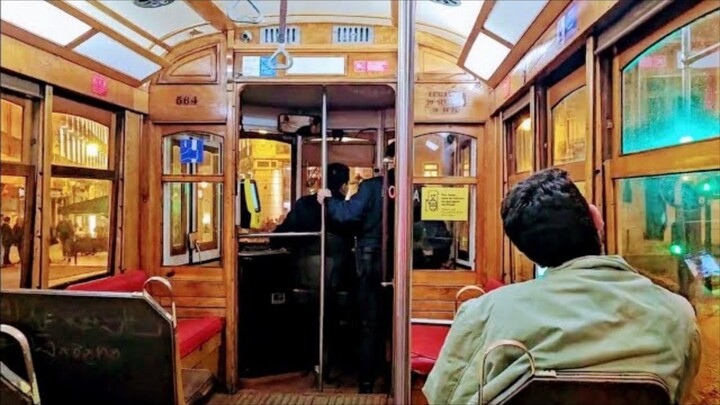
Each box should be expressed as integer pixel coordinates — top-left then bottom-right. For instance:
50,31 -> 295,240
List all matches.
86,143 -> 99,158
429,0 -> 461,6
258,130 -> 268,135
464,33 -> 511,80
199,182 -> 208,189
202,213 -> 211,225
520,118 -> 532,131
133,0 -> 175,8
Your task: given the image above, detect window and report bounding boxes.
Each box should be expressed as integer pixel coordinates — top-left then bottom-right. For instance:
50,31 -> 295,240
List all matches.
508,112 -> 533,173
413,132 -> 476,177
1,98 -> 24,163
622,10 -> 720,154
617,171 -> 719,296
162,133 -> 223,266
412,185 -> 475,271
0,176 -> 27,288
49,99 -> 116,287
552,87 -> 588,165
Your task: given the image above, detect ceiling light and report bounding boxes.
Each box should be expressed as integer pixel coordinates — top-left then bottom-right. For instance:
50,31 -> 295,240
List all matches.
464,33 -> 511,80
86,143 -> 99,158
429,0 -> 461,6
133,0 -> 175,8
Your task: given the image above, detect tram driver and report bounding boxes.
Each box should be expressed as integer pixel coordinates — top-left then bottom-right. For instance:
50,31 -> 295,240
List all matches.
423,168 -> 701,405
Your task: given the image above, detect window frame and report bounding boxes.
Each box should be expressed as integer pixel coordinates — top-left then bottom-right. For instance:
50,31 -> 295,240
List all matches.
412,124 -> 480,275
161,131 -> 225,267
606,2 -> 720,256
46,94 -> 120,288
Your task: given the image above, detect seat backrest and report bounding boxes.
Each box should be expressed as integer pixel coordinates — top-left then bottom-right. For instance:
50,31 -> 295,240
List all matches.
66,270 -> 148,292
489,371 -> 672,405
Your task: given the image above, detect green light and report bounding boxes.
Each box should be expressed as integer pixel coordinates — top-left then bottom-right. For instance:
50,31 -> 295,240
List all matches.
703,183 -> 711,191
670,244 -> 684,255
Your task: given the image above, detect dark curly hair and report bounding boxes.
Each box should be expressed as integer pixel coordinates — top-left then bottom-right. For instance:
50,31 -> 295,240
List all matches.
501,168 -> 601,267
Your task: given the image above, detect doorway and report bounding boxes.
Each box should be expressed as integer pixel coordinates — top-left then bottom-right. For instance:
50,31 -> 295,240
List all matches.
234,84 -> 398,397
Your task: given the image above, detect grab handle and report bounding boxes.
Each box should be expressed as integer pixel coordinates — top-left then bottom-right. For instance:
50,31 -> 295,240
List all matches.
143,277 -> 177,329
0,324 -> 41,404
454,285 -> 485,316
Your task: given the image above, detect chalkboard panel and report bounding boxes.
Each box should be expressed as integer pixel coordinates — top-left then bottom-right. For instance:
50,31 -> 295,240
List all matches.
0,289 -> 177,405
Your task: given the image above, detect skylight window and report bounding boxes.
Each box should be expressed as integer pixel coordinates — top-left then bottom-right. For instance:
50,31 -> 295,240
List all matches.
74,33 -> 161,80
484,0 -> 548,44
0,0 -> 91,46
464,33 -> 511,80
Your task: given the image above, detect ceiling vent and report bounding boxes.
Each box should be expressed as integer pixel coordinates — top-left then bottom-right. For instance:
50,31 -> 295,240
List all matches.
260,26 -> 301,45
430,0 -> 461,6
333,26 -> 374,44
133,0 -> 175,8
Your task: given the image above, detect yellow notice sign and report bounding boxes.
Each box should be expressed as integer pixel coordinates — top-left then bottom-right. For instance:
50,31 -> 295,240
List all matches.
420,186 -> 469,221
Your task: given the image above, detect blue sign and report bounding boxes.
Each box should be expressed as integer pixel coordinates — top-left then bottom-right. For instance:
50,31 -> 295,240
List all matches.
260,56 -> 277,77
564,3 -> 578,39
180,138 -> 204,164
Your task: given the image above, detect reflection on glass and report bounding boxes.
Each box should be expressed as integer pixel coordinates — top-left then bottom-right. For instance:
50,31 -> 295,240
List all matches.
552,87 -> 588,164
412,185 -> 474,271
1,176 -> 27,288
52,113 -> 109,169
413,132 -> 476,177
238,139 -> 292,229
1,99 -> 23,163
622,11 -> 720,154
163,134 -> 223,175
617,171 -> 719,297
512,244 -> 535,282
163,182 -> 222,266
48,177 -> 111,286
510,113 -> 533,173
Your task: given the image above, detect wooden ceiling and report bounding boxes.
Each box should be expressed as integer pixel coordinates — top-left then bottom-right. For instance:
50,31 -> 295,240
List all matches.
0,0 -> 569,88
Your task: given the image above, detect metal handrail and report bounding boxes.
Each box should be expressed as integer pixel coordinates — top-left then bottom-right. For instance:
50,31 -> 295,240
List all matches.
240,231 -> 321,238
479,340 -> 536,405
454,285 -> 485,315
0,324 -> 41,405
143,277 -> 177,329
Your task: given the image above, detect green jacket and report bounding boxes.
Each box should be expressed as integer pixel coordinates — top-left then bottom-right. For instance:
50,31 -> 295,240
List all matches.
423,255 -> 701,405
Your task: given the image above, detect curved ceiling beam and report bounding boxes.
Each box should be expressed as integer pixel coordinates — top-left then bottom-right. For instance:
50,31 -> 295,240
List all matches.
185,0 -> 236,32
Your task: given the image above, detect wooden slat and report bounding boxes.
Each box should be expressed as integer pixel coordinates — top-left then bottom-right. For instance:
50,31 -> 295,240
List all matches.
185,0 -> 236,32
411,300 -> 456,312
412,286 -> 464,301
151,280 -> 226,297
412,270 -> 476,286
122,112 -> 142,270
411,311 -> 454,321
177,307 -> 226,318
413,177 -> 476,185
49,1 -> 169,68
66,29 -> 98,49
609,139 -> 720,179
160,297 -> 226,308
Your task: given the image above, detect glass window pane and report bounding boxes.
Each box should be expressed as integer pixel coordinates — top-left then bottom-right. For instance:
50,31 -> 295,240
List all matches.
412,185 -> 475,271
413,132 -> 476,177
552,87 -> 588,164
163,134 -> 223,175
163,182 -> 222,266
238,139 -> 292,228
617,171 -> 720,298
622,10 -> 720,154
49,178 -> 112,287
52,113 -> 110,169
1,99 -> 24,163
509,112 -> 533,173
1,175 -> 28,288
306,166 -> 375,199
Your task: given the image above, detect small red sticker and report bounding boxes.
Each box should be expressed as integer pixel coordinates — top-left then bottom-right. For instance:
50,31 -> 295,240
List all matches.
91,74 -> 108,96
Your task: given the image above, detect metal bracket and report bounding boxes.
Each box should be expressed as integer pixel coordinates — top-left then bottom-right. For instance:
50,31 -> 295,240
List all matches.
0,324 -> 41,405
143,277 -> 177,329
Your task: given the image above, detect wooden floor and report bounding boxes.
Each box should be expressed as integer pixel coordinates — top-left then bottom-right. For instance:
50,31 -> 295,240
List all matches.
208,391 -> 390,405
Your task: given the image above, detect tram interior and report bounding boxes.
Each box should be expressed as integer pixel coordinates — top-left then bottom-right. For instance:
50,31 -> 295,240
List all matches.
0,0 -> 719,404
235,84 -> 396,393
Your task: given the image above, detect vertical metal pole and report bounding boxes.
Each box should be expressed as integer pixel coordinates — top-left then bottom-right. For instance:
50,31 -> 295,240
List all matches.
377,110 -> 386,172
394,0 -> 415,403
318,88 -> 328,391
680,27 -> 692,117
295,135 -> 303,199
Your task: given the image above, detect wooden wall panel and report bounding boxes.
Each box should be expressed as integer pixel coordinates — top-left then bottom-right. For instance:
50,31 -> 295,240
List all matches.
158,43 -> 220,84
149,85 -> 228,123
415,83 -> 490,123
121,111 -> 142,271
0,34 -> 148,113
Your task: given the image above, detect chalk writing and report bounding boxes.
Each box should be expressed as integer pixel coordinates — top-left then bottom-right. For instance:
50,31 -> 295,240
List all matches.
35,340 -> 121,366
424,91 -> 466,115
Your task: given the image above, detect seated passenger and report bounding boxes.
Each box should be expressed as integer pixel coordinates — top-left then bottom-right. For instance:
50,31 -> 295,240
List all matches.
423,168 -> 701,405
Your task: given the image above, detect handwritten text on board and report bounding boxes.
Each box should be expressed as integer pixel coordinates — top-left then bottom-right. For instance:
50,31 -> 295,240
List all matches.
424,91 -> 466,115
421,186 -> 469,221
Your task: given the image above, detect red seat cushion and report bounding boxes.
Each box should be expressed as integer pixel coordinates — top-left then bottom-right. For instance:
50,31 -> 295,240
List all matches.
411,324 -> 450,375
66,270 -> 148,292
485,278 -> 504,293
177,317 -> 224,358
